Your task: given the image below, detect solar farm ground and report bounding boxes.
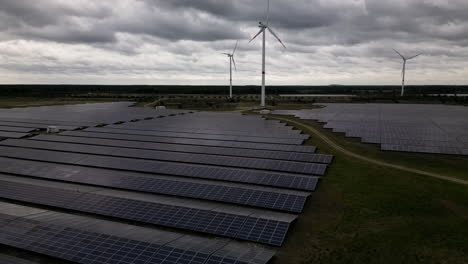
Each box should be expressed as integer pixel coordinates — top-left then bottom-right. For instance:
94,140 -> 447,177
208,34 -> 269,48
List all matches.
264,113 -> 468,264
0,101 -> 467,264
0,102 -> 334,264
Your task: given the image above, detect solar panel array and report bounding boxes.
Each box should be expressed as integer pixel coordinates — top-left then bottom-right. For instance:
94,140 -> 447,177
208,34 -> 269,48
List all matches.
274,103 -> 468,155
0,102 -> 192,140
0,102 -> 333,263
0,202 -> 275,264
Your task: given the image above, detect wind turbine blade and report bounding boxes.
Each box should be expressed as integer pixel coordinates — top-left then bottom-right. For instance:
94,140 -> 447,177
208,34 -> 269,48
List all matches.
249,28 -> 265,43
232,56 -> 237,71
222,53 -> 230,55
407,53 -> 422,60
267,27 -> 286,48
232,40 -> 238,55
266,0 -> 270,26
393,49 -> 405,60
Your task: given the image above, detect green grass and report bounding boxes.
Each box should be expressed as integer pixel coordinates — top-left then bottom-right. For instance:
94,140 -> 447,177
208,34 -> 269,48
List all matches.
268,116 -> 468,264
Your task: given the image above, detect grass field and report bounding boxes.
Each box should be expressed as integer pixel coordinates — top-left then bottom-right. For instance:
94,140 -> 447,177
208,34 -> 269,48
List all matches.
266,115 -> 468,264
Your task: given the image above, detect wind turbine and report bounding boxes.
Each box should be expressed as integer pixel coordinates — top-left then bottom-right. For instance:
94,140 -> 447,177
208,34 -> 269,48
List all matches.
249,0 -> 286,107
393,49 -> 422,96
223,41 -> 238,98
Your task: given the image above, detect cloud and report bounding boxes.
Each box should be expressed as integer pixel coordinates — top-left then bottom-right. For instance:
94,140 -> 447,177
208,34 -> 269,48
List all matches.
0,0 -> 467,85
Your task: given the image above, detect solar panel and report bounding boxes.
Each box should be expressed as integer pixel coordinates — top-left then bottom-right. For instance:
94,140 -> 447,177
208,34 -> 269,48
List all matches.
0,139 -> 327,175
32,134 -> 328,163
59,130 -> 317,153
0,203 -> 275,264
0,180 -> 295,246
0,146 -> 319,190
0,126 -> 37,133
84,127 -> 305,145
274,103 -> 468,156
0,131 -> 30,139
106,123 -> 306,138
0,157 -> 310,213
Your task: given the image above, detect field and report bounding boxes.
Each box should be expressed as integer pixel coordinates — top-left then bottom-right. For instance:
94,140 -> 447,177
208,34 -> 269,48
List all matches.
265,114 -> 468,264
0,98 -> 467,263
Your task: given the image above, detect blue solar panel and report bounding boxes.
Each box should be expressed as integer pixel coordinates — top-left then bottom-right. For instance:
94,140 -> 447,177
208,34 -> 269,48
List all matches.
32,134 -> 329,163
0,139 -> 327,175
0,157 -> 309,212
59,130 -> 316,153
0,180 -> 294,246
0,146 -> 319,191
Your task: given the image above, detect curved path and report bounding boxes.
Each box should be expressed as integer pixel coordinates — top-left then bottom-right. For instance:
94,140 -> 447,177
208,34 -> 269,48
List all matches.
271,116 -> 468,186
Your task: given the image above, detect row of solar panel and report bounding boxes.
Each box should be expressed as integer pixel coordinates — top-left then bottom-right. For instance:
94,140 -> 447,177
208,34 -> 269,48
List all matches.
0,117 -> 98,127
32,134 -> 331,163
0,180 -> 294,246
0,203 -> 275,264
0,131 -> 30,139
0,157 -> 310,213
0,146 -> 318,191
0,110 -> 192,130
381,144 -> 464,155
0,139 -> 327,175
344,131 -> 454,142
0,126 -> 37,133
59,130 -> 317,153
151,114 -> 287,127
84,127 -> 306,145
0,120 -> 81,131
107,122 -> 304,137
119,116 -> 297,130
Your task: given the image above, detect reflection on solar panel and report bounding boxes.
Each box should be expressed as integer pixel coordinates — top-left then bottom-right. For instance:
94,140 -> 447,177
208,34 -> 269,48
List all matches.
0,103 -> 334,263
0,203 -> 275,264
0,146 -> 320,190
0,157 -> 309,213
0,102 -> 193,125
0,180 -> 295,246
274,103 -> 468,156
60,130 -> 317,153
84,127 -> 306,145
107,123 -> 306,138
32,134 -> 331,163
0,139 -> 328,175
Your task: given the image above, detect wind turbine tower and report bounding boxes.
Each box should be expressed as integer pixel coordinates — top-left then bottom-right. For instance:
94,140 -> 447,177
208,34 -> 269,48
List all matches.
393,49 -> 422,96
249,0 -> 286,107
223,41 -> 238,98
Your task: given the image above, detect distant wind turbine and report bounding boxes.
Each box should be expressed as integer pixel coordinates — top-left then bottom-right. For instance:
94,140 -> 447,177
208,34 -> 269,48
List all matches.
223,41 -> 238,98
393,49 -> 422,96
249,0 -> 286,107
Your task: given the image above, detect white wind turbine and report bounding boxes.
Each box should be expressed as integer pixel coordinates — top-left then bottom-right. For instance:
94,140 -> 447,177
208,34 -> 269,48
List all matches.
249,0 -> 286,107
223,41 -> 238,98
393,49 -> 422,96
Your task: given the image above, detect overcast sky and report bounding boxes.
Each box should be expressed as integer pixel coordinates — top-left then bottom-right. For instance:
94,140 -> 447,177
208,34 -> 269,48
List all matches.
0,0 -> 467,85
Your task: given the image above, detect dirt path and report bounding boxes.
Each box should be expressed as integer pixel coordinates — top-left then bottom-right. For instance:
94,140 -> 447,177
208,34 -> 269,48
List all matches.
272,116 -> 468,187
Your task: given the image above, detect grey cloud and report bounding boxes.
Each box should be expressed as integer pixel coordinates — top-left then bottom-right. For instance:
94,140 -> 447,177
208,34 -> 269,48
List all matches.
0,0 -> 467,85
